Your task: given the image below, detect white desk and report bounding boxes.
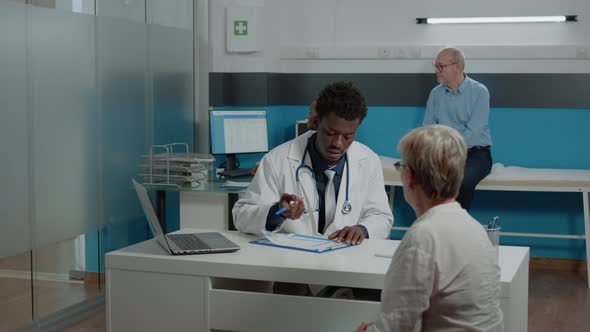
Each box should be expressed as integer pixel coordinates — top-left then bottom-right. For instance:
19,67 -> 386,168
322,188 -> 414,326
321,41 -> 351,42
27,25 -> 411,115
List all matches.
106,230 -> 529,332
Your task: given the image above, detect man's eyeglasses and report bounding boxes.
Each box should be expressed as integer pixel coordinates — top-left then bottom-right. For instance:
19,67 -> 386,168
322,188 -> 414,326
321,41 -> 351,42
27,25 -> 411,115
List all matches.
433,62 -> 456,72
394,161 -> 407,172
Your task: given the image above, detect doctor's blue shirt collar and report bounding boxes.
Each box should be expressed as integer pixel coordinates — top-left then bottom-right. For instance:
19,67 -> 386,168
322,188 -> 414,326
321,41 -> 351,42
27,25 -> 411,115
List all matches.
308,133 -> 346,177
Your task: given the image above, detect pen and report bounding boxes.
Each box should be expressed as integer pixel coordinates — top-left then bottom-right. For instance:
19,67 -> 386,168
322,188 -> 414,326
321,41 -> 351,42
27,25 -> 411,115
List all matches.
275,202 -> 295,216
488,216 -> 498,229
490,216 -> 499,229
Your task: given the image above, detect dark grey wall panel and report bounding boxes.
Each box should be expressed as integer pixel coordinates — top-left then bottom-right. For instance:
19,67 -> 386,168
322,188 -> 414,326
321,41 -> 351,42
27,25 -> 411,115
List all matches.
209,72 -> 271,106
271,74 -> 437,106
471,74 -> 590,109
210,73 -> 590,108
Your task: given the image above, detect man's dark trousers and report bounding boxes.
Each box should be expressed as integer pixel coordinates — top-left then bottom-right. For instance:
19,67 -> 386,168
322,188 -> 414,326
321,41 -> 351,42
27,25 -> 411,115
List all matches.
457,147 -> 492,211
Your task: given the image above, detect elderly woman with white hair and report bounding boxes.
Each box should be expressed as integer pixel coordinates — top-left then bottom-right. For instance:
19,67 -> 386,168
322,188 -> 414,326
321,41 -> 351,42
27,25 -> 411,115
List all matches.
357,125 -> 503,332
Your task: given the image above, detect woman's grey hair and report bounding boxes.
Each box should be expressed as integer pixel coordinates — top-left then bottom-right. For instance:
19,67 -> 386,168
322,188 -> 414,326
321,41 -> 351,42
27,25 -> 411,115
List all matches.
398,125 -> 467,200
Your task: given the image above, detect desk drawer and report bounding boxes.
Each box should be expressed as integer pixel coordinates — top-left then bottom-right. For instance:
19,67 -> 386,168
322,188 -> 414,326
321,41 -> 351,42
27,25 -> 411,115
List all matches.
210,288 -> 380,332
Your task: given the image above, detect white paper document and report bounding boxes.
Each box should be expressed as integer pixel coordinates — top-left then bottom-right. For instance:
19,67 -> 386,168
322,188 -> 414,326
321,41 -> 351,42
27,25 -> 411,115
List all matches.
254,232 -> 351,253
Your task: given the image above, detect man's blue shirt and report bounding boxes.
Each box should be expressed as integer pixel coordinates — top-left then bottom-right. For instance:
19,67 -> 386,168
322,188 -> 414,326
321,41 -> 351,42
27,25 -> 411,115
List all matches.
423,75 -> 492,148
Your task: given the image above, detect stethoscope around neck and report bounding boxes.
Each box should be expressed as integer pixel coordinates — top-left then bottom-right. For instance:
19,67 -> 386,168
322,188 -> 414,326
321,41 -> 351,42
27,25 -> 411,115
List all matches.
295,138 -> 352,215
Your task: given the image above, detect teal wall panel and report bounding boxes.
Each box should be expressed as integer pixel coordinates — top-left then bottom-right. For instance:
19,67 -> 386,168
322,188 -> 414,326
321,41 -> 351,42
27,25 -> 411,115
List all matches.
213,105 -> 590,259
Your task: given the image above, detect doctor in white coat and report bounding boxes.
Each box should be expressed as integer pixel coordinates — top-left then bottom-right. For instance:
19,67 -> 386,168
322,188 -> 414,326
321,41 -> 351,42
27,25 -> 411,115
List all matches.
233,81 -> 392,243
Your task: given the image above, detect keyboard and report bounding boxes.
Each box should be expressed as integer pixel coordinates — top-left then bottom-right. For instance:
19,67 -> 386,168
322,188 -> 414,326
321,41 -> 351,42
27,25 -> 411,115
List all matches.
168,234 -> 210,250
219,168 -> 252,178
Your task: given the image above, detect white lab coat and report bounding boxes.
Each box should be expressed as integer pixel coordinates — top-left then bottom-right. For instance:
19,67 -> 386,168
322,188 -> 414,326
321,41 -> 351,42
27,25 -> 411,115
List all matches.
233,131 -> 393,239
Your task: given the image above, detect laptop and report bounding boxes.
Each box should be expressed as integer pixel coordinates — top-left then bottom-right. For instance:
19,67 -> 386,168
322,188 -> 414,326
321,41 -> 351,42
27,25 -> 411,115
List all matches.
132,179 -> 240,255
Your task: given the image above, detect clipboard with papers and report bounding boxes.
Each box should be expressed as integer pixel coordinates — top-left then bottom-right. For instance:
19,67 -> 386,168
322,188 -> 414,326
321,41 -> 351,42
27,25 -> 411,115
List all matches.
250,233 -> 353,253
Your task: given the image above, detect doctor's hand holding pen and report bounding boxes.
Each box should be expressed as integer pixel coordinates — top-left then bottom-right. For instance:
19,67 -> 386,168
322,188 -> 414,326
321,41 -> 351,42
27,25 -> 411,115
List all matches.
276,193 -> 305,219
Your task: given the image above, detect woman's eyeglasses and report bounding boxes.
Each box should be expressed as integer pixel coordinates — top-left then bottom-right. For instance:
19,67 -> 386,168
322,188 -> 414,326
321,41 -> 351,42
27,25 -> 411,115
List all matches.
394,161 -> 407,172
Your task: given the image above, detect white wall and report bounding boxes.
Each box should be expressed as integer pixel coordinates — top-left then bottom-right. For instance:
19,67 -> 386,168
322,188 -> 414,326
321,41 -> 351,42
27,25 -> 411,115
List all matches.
210,0 -> 590,73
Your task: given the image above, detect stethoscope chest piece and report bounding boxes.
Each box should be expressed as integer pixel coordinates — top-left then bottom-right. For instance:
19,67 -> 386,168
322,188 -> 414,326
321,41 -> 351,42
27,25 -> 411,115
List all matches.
299,137 -> 354,216
342,201 -> 352,215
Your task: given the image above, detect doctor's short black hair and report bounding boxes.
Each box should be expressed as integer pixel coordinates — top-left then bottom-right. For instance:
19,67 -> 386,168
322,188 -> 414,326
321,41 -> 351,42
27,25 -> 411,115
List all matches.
315,81 -> 367,122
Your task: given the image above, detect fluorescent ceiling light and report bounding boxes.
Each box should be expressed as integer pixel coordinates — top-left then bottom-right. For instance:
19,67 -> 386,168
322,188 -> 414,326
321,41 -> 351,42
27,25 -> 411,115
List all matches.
416,15 -> 577,24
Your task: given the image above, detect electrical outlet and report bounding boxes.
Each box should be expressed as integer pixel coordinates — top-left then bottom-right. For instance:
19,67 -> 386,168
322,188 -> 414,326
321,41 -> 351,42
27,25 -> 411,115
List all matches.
305,48 -> 320,59
377,47 -> 391,58
392,47 -> 407,59
406,47 -> 421,58
576,47 -> 589,59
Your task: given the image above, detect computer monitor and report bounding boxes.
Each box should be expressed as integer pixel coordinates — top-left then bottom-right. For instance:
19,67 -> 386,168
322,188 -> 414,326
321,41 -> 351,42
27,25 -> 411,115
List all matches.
210,110 -> 269,171
295,120 -> 310,137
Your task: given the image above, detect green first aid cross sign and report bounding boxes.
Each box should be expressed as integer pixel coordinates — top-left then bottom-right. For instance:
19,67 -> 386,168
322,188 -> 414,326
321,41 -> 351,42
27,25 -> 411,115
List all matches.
234,20 -> 248,36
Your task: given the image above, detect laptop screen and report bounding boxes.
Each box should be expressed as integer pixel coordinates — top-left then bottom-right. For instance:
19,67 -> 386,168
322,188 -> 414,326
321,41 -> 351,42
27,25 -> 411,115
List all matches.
132,179 -> 164,237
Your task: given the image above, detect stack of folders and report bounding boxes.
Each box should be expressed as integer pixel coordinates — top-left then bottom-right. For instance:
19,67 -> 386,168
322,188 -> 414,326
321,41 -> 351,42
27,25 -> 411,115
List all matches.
221,180 -> 250,190
140,147 -> 215,188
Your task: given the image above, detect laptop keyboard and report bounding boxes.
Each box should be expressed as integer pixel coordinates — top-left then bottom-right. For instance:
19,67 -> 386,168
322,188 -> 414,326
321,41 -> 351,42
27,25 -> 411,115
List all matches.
168,234 -> 210,250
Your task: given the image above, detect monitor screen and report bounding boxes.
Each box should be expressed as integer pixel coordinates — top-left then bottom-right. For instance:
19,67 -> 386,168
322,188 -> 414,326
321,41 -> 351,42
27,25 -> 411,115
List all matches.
210,110 -> 269,154
296,120 -> 310,137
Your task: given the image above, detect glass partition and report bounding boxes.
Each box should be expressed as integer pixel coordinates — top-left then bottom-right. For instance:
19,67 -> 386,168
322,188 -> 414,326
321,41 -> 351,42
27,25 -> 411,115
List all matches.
0,2 -> 33,330
0,0 -> 194,329
96,0 -> 195,280
29,3 -> 100,323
